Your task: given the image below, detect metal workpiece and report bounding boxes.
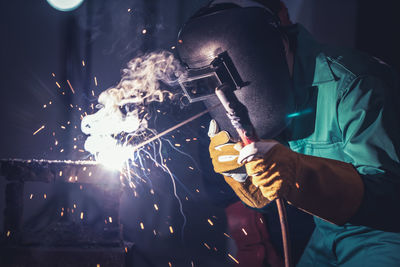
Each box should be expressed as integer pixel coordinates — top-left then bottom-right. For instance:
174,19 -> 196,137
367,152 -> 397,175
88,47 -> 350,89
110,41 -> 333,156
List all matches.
0,159 -> 125,267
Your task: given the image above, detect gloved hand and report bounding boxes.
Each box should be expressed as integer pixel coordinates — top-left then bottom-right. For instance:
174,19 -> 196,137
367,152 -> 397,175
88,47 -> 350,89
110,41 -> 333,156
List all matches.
238,141 -> 365,225
208,120 -> 269,208
208,119 -> 247,181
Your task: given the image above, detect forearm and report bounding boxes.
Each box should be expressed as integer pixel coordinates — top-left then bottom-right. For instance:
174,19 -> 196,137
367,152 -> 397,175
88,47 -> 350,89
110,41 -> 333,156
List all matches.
246,144 -> 364,225
285,150 -> 364,225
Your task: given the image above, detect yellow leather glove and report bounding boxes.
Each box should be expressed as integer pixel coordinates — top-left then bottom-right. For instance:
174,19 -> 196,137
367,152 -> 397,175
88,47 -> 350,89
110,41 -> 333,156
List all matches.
239,141 -> 365,225
208,120 -> 269,208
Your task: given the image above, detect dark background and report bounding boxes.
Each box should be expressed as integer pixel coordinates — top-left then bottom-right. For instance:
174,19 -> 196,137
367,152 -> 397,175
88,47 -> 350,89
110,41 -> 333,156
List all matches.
0,0 -> 399,266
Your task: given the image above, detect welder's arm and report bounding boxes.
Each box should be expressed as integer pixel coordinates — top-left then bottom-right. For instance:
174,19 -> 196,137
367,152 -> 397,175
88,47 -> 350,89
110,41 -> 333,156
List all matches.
242,75 -> 400,229
337,75 -> 400,231
240,142 -> 364,225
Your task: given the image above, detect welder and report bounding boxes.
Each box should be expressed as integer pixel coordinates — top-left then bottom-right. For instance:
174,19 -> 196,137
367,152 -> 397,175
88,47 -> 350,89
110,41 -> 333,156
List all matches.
177,0 -> 400,266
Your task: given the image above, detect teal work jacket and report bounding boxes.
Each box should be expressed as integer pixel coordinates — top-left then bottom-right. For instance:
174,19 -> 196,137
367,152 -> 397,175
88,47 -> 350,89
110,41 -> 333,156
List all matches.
286,25 -> 400,266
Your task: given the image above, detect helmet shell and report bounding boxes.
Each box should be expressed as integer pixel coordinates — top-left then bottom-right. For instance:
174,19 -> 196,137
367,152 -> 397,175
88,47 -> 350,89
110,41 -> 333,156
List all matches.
177,6 -> 295,140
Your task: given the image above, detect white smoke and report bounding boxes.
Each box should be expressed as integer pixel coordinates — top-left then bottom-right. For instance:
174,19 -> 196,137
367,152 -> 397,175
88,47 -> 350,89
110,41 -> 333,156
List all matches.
81,51 -> 184,169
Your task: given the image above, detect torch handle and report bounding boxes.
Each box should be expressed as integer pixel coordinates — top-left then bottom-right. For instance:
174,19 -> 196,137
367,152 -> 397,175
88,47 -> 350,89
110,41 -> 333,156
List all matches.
215,84 -> 293,267
215,84 -> 259,143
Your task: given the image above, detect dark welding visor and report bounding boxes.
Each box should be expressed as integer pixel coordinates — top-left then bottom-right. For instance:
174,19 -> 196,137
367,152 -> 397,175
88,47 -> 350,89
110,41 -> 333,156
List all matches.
179,66 -> 221,103
179,52 -> 246,103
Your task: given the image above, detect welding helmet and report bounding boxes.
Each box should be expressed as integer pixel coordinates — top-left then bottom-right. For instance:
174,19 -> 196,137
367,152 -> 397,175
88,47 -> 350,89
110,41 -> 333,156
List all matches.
177,0 -> 295,140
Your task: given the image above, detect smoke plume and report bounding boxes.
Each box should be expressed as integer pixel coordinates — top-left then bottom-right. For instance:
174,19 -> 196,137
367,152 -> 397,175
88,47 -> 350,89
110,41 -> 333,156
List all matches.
81,51 -> 183,168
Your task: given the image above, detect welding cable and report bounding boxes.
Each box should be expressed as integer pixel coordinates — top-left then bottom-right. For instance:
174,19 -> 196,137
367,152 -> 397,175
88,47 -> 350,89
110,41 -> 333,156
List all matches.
276,198 -> 292,267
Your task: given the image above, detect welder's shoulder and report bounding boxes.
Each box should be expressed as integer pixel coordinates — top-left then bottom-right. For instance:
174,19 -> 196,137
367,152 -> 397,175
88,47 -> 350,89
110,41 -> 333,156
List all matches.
324,46 -> 395,86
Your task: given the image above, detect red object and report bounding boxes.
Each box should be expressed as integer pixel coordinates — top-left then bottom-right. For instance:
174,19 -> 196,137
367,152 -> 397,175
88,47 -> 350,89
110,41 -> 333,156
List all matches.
225,201 -> 284,267
237,129 -> 257,146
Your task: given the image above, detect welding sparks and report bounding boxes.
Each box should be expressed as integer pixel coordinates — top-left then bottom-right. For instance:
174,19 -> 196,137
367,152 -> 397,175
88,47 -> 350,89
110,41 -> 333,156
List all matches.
207,219 -> 214,226
33,125 -> 45,135
56,81 -> 61,88
79,51 -> 206,240
242,228 -> 248,235
142,29 -> 147,34
82,60 -> 85,66
204,243 -> 211,250
66,80 -> 75,94
109,216 -> 113,223
127,105 -> 218,154
228,254 -> 239,264
6,231 -> 11,237
80,212 -> 84,220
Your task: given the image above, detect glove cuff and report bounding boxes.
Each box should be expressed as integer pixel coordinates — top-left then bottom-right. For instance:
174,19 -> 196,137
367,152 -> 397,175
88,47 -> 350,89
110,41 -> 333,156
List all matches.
282,146 -> 364,225
223,176 -> 270,209
245,144 -> 364,225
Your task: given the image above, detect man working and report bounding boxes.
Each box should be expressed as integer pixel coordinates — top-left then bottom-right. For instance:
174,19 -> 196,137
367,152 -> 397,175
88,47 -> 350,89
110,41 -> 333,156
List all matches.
177,0 -> 400,266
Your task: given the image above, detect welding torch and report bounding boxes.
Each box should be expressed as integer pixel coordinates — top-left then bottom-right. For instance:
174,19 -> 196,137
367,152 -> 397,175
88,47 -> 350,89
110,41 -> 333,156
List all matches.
215,83 -> 293,267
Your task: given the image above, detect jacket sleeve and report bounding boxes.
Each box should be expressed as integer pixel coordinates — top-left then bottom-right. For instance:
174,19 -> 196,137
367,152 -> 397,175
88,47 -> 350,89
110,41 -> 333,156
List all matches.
337,74 -> 400,231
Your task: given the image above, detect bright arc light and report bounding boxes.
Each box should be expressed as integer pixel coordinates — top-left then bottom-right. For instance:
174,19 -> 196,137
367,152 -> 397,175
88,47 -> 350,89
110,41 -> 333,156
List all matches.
96,145 -> 133,171
84,134 -> 132,171
47,0 -> 84,12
